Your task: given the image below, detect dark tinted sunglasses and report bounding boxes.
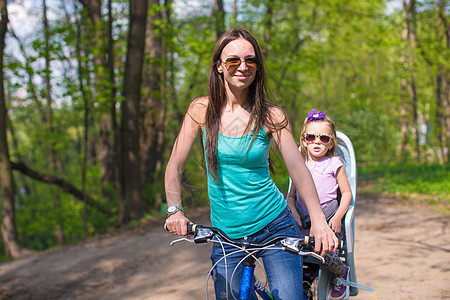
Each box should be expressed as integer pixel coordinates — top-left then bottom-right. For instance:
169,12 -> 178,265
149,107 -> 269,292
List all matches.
221,57 -> 260,71
303,133 -> 332,144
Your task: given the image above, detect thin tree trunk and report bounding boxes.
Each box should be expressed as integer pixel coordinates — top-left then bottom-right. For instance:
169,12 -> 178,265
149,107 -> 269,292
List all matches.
118,0 -> 148,224
407,0 -> 420,163
264,0 -> 273,45
79,0 -> 117,203
74,0 -> 90,236
442,69 -> 450,163
43,0 -> 65,245
400,0 -> 411,162
0,0 -> 32,259
141,0 -> 165,195
415,2 -> 447,164
107,0 -> 118,196
213,0 -> 225,39
164,0 -> 177,173
438,0 -> 449,163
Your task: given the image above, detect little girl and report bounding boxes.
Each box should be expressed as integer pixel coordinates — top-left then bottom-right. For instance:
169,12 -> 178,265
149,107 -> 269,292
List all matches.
287,109 -> 352,300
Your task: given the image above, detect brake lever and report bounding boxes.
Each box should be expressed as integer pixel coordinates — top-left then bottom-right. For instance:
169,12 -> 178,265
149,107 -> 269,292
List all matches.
299,251 -> 325,264
169,237 -> 194,246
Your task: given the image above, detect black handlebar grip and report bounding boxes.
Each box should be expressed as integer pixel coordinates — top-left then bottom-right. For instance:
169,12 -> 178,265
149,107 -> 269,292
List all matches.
187,223 -> 196,234
305,236 -> 344,249
164,222 -> 197,234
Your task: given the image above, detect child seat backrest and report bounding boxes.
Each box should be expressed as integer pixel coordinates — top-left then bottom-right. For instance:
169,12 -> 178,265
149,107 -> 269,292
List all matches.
335,131 -> 357,256
286,131 -> 358,298
335,131 -> 358,297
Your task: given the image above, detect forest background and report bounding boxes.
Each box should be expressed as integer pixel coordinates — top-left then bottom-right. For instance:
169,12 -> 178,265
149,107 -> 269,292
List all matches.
0,0 -> 448,260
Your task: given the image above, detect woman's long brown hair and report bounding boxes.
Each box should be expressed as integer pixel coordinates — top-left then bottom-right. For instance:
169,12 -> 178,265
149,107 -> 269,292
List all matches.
203,28 -> 287,180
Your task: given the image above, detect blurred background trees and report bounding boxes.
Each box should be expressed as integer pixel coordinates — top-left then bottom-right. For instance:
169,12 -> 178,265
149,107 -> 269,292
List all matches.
0,0 -> 448,259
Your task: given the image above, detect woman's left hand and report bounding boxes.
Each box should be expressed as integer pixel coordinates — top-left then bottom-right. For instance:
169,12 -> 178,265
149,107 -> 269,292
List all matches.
309,218 -> 338,256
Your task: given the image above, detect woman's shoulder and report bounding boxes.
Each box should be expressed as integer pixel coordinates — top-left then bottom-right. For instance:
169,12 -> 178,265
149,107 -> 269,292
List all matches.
264,104 -> 289,136
187,96 -> 209,123
189,96 -> 209,110
267,104 -> 287,121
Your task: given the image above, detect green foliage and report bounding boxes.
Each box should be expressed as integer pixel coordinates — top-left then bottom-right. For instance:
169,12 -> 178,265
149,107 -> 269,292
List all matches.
1,0 -> 448,257
359,163 -> 450,213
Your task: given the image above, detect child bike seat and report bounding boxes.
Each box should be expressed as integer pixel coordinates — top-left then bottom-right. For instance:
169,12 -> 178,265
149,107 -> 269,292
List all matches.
287,131 -> 358,299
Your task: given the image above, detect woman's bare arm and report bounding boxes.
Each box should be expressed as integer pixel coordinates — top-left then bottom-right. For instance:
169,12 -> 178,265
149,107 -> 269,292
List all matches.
286,183 -> 302,227
269,107 -> 338,255
164,97 -> 207,235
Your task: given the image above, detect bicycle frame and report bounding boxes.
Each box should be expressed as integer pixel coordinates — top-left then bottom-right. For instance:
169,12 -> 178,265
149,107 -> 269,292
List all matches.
239,256 -> 273,300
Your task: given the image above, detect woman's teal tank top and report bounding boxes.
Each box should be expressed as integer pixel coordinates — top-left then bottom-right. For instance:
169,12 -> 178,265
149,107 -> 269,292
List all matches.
204,126 -> 286,239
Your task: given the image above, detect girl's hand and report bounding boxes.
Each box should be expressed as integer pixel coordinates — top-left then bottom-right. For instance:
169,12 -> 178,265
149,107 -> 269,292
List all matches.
164,211 -> 191,236
328,216 -> 342,234
294,214 -> 302,229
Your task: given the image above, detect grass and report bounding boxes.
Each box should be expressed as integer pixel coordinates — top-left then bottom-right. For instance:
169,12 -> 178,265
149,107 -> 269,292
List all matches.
358,163 -> 450,215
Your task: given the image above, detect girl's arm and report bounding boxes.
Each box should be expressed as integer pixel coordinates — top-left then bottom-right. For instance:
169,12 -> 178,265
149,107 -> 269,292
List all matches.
164,97 -> 207,236
286,184 -> 302,227
269,107 -> 338,255
328,165 -> 352,233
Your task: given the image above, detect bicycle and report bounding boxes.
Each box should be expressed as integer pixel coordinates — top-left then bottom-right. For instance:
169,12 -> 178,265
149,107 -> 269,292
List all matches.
167,131 -> 374,299
168,223 -> 344,300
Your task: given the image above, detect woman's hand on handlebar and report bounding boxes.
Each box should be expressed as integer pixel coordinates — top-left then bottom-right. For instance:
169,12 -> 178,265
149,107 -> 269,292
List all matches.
165,211 -> 191,236
309,218 -> 339,256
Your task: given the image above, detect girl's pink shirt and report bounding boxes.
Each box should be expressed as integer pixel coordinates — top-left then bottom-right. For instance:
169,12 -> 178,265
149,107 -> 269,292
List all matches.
296,156 -> 343,215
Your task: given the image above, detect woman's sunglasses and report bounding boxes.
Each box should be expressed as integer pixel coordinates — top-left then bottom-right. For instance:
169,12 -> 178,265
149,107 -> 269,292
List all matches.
221,57 -> 260,71
303,133 -> 332,144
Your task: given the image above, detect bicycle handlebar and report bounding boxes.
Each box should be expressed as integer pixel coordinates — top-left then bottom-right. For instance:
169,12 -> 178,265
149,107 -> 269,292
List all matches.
166,223 -> 343,253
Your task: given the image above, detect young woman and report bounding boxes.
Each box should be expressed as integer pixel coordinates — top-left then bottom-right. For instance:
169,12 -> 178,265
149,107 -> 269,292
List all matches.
287,109 -> 352,300
164,29 -> 338,299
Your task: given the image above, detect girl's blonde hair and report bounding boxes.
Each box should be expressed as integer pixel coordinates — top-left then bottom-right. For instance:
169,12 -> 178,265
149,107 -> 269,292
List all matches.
300,110 -> 337,160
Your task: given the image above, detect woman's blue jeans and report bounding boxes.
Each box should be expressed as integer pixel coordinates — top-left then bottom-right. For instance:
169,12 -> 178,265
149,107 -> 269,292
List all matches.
210,207 -> 304,299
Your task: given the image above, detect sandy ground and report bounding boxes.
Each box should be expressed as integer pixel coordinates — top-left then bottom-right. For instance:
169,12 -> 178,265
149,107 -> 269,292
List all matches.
0,192 -> 448,300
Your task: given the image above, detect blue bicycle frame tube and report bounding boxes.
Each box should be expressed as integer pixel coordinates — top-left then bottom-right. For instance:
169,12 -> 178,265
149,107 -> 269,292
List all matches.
239,265 -> 254,300
239,256 -> 274,300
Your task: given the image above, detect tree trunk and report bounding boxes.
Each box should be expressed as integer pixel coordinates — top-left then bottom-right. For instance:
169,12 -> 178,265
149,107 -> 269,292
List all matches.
438,0 -> 449,163
0,0 -> 32,259
141,0 -> 166,202
118,0 -> 148,224
400,0 -> 412,162
163,0 -> 178,174
233,0 -> 238,25
264,0 -> 273,45
107,0 -> 118,188
415,1 -> 448,164
74,0 -> 90,236
406,0 -> 419,163
43,0 -> 65,245
213,0 -> 225,39
79,0 -> 117,203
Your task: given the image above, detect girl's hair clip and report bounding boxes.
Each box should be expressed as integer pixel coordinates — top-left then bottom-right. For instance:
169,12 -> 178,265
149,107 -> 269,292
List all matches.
307,108 -> 326,122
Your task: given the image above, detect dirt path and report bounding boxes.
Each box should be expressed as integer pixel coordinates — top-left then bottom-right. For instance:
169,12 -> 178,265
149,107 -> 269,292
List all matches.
0,193 -> 448,300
